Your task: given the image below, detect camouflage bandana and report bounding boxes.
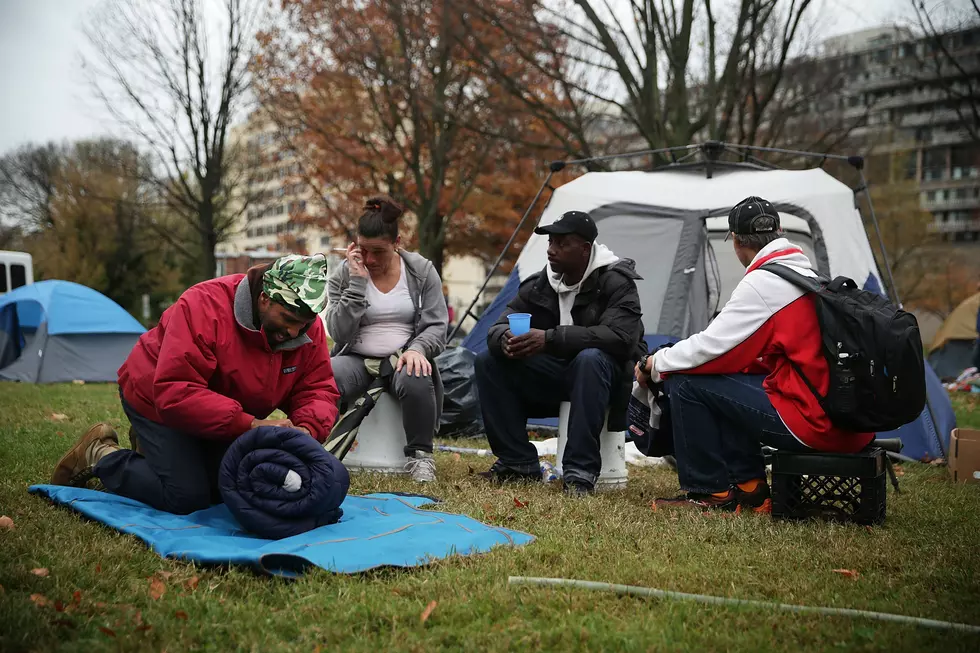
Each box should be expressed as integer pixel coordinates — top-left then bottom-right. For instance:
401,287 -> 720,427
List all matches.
262,254 -> 329,315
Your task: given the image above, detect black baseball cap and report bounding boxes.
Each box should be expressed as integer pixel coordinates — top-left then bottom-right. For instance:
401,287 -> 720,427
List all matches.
725,196 -> 780,241
534,210 -> 598,243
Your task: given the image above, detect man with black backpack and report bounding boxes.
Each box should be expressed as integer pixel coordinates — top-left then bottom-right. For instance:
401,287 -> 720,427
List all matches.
637,196 -> 895,512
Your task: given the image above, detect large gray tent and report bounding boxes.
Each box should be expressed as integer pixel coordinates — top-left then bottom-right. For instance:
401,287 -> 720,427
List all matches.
0,280 -> 145,383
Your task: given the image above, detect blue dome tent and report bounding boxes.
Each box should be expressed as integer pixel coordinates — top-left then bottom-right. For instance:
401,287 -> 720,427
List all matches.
0,280 -> 146,383
458,146 -> 955,462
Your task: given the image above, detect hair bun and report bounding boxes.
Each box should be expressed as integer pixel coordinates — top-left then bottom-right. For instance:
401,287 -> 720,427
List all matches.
364,195 -> 403,224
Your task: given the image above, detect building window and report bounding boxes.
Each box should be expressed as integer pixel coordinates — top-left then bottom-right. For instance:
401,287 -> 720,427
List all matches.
320,236 -> 331,246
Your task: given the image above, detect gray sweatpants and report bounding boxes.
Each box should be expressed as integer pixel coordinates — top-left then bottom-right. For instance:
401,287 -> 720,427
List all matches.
331,354 -> 437,455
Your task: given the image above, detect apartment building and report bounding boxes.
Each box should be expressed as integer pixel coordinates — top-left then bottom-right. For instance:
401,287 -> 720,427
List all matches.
217,111 -> 342,259
819,26 -> 980,242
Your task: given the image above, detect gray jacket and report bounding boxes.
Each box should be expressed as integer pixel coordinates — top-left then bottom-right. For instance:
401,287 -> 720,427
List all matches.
325,250 -> 448,420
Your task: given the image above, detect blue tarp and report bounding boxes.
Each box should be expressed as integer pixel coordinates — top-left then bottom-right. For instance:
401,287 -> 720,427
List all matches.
29,485 -> 534,577
0,280 -> 145,335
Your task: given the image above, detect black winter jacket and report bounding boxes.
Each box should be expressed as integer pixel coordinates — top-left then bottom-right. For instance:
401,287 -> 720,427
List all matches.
487,259 -> 646,431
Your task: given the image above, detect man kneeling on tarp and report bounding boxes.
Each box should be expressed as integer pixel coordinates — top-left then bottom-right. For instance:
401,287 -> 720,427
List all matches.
475,211 -> 645,495
50,255 -> 340,514
637,197 -> 873,512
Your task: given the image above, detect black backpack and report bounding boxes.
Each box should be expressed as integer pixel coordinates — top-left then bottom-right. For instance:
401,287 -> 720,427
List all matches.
760,263 -> 925,433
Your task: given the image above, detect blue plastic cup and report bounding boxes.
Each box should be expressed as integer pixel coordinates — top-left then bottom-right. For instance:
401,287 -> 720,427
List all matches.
507,313 -> 532,336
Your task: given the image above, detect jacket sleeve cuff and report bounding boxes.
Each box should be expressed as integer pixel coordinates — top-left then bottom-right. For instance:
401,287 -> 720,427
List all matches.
295,422 -> 324,442
233,411 -> 256,435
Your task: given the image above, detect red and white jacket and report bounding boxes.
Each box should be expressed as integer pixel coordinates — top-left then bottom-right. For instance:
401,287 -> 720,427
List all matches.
652,238 -> 874,453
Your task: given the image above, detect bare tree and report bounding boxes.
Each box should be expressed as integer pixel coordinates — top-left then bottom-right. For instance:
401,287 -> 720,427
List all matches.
0,143 -> 62,229
458,0 -> 842,162
83,0 -> 260,281
909,0 -> 980,143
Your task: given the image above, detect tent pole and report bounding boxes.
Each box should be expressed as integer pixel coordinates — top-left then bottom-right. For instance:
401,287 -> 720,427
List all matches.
858,169 -> 902,306
448,169 -> 556,343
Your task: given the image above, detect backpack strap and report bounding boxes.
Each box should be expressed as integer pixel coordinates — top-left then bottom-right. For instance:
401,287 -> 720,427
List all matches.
757,262 -> 829,410
758,262 -> 827,292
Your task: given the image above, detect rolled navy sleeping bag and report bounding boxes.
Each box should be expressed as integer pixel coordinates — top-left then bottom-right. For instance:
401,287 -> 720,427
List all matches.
219,426 -> 350,539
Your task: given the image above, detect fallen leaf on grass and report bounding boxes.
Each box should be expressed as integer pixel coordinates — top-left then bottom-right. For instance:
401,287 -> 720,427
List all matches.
99,626 -> 116,638
832,569 -> 860,580
136,624 -> 153,633
95,563 -> 102,573
156,571 -> 174,580
133,611 -> 143,626
30,593 -> 48,607
513,497 -> 527,508
649,502 -> 658,512
467,465 -> 476,475
420,600 -> 437,623
184,575 -> 200,591
0,515 -> 14,530
54,600 -> 64,612
50,413 -> 69,422
175,610 -> 188,620
31,568 -> 50,577
893,465 -> 905,477
149,577 -> 166,600
72,590 -> 82,607
451,453 -> 461,461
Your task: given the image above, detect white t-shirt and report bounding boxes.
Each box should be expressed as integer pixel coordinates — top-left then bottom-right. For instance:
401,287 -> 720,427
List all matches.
350,258 -> 416,357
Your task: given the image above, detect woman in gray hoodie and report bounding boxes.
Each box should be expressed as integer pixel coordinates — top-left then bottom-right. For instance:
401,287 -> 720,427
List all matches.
325,196 -> 448,482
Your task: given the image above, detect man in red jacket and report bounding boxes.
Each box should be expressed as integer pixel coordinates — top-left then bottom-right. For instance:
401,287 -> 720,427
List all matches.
50,254 -> 340,514
637,196 -> 873,512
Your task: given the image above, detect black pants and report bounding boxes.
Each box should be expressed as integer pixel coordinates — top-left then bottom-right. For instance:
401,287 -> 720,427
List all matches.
94,397 -> 229,514
474,348 -> 617,482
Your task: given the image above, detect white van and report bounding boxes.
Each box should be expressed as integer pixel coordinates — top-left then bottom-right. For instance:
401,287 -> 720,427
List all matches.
0,251 -> 34,295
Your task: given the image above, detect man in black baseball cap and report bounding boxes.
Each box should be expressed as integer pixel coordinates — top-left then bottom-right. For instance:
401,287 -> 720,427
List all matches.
636,194 -> 870,513
533,210 -> 599,243
724,196 -> 779,247
475,209 -> 645,496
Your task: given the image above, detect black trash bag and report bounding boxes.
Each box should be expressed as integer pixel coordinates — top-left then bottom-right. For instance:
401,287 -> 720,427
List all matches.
435,347 -> 484,438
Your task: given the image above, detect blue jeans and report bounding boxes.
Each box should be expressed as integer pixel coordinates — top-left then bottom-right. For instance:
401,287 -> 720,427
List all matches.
474,348 -> 618,482
665,374 -> 810,494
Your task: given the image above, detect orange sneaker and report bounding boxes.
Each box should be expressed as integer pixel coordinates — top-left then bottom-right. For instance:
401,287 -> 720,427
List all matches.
735,481 -> 772,514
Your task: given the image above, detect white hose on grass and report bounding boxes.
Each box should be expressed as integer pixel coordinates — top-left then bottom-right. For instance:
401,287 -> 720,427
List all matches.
508,576 -> 980,634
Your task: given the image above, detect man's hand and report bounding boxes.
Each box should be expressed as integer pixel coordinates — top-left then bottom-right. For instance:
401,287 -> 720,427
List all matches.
504,328 -> 547,359
634,355 -> 661,386
250,418 -> 294,430
346,243 -> 369,278
397,350 -> 431,377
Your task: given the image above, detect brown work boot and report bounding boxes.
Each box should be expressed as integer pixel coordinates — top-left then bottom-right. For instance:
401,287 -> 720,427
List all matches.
51,423 -> 120,487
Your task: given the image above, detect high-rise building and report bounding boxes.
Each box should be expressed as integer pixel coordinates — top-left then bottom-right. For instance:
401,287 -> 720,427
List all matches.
818,26 -> 980,242
217,110 -> 342,259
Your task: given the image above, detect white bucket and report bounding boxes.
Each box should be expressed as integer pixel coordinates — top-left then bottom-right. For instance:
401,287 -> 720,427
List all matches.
342,392 -> 409,474
555,401 -> 628,490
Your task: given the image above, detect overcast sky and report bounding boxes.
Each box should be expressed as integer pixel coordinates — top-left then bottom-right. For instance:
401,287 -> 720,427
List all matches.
0,0 -> 929,154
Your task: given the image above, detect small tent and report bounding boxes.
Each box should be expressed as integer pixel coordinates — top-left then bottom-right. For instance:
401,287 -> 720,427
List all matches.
928,292 -> 980,380
463,162 -> 956,461
0,280 -> 146,383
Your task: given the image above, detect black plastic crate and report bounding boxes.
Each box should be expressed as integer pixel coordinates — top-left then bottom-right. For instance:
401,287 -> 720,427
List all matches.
771,447 -> 887,525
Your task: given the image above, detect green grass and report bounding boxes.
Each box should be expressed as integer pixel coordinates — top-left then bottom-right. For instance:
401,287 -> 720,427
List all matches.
1,384 -> 979,652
